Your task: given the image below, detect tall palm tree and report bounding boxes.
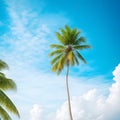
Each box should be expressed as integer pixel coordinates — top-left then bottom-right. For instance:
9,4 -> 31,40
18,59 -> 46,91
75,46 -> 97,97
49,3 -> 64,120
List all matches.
0,59 -> 20,120
49,25 -> 91,120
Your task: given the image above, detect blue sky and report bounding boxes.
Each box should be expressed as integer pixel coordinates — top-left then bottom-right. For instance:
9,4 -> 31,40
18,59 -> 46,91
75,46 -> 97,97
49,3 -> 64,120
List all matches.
0,0 -> 120,120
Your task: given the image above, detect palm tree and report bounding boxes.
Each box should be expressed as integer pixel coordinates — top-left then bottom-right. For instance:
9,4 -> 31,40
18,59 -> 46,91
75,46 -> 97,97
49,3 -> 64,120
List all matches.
0,59 -> 20,120
49,25 -> 91,120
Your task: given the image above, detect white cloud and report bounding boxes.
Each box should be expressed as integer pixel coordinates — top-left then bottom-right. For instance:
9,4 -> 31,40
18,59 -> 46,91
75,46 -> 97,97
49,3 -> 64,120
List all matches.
30,104 -> 43,120
5,67 -> 111,120
56,64 -> 120,120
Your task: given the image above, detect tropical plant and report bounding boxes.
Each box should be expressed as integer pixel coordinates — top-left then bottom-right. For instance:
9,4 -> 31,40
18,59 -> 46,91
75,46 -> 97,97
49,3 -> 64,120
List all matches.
0,59 -> 20,120
49,25 -> 91,120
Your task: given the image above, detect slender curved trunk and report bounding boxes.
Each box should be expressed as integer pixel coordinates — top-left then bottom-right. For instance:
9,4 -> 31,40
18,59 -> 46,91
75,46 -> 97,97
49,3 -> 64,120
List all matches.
66,60 -> 73,120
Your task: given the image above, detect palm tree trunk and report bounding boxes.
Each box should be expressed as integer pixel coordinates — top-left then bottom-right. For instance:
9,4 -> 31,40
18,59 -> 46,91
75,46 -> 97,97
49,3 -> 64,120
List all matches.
66,60 -> 73,120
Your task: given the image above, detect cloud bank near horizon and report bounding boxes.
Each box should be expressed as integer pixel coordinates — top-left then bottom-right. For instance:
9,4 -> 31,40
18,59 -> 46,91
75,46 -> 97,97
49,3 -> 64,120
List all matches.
55,64 -> 120,120
28,64 -> 120,120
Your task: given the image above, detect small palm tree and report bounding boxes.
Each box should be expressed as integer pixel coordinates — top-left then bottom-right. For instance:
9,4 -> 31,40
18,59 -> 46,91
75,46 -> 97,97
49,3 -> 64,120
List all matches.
49,25 -> 91,120
0,59 -> 20,120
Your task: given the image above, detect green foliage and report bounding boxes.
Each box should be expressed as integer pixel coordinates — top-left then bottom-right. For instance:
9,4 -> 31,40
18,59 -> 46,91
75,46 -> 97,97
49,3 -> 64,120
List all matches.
0,90 -> 20,117
0,60 -> 9,70
0,106 -> 11,120
0,73 -> 17,90
73,45 -> 91,50
49,25 -> 91,74
0,60 -> 20,120
50,44 -> 65,49
49,49 -> 64,56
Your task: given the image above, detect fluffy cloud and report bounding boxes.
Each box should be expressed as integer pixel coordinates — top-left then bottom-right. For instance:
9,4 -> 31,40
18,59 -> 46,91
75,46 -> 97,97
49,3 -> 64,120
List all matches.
56,64 -> 120,120
30,104 -> 43,120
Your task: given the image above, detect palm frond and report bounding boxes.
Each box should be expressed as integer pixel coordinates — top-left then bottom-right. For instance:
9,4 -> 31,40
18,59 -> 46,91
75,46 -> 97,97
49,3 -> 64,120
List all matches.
59,28 -> 66,35
51,54 -> 66,74
71,29 -> 80,43
50,44 -> 65,49
65,25 -> 71,34
51,60 -> 64,74
0,72 -> 17,90
50,54 -> 63,65
0,60 -> 9,71
49,49 -> 64,56
56,32 -> 66,44
76,51 -> 86,63
0,90 -> 20,118
51,61 -> 59,72
0,106 -> 12,120
68,51 -> 75,66
74,37 -> 86,45
73,45 -> 91,50
57,55 -> 66,74
72,52 -> 79,65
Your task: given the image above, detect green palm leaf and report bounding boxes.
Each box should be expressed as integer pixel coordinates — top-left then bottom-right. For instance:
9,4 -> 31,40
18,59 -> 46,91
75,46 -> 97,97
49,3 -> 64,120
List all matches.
59,28 -> 66,35
0,90 -> 20,118
0,60 -> 9,70
73,45 -> 91,50
68,51 -> 75,66
56,32 -> 66,45
0,106 -> 12,120
0,72 -> 16,90
50,54 -> 63,65
76,51 -> 87,63
72,52 -> 79,65
51,61 -> 59,72
65,25 -> 71,33
74,37 -> 86,45
70,29 -> 80,44
57,55 -> 66,74
50,44 -> 65,49
49,49 -> 64,56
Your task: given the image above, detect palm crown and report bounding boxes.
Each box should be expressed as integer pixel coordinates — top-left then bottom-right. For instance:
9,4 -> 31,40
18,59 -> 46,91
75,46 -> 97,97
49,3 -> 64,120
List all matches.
49,25 -> 91,74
